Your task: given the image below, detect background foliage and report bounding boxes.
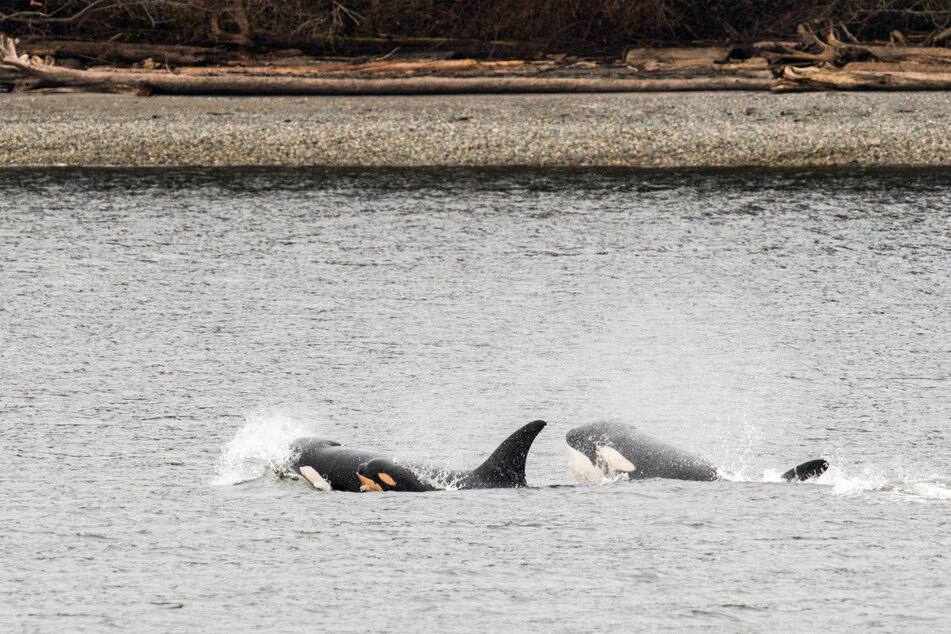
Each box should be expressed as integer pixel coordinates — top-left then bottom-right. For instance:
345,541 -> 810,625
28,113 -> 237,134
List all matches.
2,1 -> 950,51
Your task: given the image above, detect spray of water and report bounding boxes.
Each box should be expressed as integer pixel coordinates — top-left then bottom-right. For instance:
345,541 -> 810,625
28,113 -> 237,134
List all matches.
709,416 -> 761,481
821,462 -> 951,502
212,407 -> 326,486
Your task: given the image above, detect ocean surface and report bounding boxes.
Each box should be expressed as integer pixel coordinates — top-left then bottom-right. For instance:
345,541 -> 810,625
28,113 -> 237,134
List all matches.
1,168 -> 949,632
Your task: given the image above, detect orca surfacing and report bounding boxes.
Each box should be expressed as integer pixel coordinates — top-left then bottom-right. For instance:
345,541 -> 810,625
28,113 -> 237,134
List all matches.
566,422 -> 828,483
289,419 -> 547,492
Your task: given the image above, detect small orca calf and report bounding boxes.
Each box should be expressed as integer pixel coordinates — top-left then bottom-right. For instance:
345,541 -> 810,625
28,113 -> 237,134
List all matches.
290,419 -> 546,492
566,421 -> 828,483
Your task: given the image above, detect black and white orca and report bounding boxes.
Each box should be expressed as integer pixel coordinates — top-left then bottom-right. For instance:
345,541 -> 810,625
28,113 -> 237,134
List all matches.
566,421 -> 828,483
290,419 -> 547,492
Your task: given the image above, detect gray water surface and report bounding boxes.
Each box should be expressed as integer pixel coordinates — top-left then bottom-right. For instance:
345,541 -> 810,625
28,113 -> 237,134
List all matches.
1,168 -> 949,631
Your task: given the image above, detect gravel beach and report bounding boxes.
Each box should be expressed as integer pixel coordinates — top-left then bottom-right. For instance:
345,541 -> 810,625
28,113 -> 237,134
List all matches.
2,91 -> 951,167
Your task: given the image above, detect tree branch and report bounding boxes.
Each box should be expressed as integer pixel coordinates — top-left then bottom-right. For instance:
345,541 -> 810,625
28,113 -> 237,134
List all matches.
0,0 -> 123,25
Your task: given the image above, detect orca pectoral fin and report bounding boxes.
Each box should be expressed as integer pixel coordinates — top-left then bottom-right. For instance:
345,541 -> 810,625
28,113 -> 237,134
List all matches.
299,465 -> 332,491
781,458 -> 829,482
462,420 -> 547,489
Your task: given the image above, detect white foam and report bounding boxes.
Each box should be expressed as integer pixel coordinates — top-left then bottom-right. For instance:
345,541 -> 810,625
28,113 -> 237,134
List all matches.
824,465 -> 887,496
821,465 -> 951,502
758,468 -> 786,483
211,407 -> 325,486
900,480 -> 951,501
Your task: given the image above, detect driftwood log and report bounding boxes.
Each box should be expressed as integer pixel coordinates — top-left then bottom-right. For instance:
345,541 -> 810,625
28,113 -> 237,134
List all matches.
16,39 -> 242,66
753,24 -> 951,90
773,65 -> 951,91
5,29 -> 951,95
0,35 -> 772,94
0,70 -> 773,96
756,39 -> 951,68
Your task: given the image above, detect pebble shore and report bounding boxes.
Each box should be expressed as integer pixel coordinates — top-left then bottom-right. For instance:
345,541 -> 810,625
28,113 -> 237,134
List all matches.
2,91 -> 950,167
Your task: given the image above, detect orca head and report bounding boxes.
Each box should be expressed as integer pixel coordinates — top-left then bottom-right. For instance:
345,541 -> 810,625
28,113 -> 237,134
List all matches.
565,425 -> 599,464
356,459 -> 434,492
565,424 -> 611,482
565,423 -> 641,481
289,437 -> 343,471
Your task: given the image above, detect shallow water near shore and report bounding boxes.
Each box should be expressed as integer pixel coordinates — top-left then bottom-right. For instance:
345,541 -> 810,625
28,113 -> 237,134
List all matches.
2,167 -> 949,631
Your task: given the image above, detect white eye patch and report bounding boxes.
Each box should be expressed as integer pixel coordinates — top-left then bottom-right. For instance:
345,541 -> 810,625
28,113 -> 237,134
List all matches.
566,445 -> 605,483
597,446 -> 636,473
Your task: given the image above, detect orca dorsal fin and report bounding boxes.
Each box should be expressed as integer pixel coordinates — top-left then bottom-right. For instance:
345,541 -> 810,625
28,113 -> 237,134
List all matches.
461,420 -> 547,489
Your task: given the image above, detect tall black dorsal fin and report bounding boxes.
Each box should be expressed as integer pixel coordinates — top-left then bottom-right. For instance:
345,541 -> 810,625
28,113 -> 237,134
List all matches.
782,458 -> 829,482
460,420 -> 547,489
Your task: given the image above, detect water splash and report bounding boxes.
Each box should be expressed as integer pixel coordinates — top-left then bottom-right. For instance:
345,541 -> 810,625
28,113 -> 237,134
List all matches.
414,465 -> 462,491
211,407 -> 326,486
710,417 -> 761,481
823,464 -> 951,502
898,479 -> 951,501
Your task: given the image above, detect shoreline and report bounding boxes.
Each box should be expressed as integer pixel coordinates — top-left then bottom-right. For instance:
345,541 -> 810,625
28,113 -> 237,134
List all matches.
2,91 -> 950,168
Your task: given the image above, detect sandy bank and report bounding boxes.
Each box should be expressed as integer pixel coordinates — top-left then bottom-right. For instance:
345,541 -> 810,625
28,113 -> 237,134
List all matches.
1,92 -> 950,167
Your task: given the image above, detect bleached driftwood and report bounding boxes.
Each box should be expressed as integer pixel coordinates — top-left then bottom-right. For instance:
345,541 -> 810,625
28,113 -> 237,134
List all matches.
7,31 -> 951,95
755,24 -> 951,91
755,24 -> 951,68
17,39 -> 240,66
0,36 -> 772,94
773,64 -> 951,91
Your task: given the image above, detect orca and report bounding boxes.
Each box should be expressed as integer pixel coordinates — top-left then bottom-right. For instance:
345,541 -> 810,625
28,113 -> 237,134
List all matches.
357,459 -> 435,492
289,419 -> 546,492
566,421 -> 828,483
779,458 -> 829,482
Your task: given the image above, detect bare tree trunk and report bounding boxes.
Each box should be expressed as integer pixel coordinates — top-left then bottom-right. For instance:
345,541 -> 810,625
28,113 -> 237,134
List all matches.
0,33 -> 779,94
755,24 -> 951,68
18,39 -> 240,66
1,64 -> 774,95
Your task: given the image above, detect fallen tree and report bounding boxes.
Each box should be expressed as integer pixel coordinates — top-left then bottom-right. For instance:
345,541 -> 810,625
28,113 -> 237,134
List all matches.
16,39 -> 242,66
773,64 -> 951,91
754,24 -> 951,67
0,35 -> 772,94
6,29 -> 951,95
748,24 -> 951,91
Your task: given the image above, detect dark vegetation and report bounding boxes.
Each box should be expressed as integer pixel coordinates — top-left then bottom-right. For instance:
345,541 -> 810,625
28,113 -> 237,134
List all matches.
2,1 -> 951,58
